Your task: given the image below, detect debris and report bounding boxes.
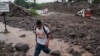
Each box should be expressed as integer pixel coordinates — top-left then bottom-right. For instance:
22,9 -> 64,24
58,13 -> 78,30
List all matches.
44,1 -> 91,13
0,41 -> 15,56
0,10 -> 100,55
8,2 -> 32,17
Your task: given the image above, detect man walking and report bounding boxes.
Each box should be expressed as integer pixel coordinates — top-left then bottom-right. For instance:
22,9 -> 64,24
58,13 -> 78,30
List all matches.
34,20 -> 51,56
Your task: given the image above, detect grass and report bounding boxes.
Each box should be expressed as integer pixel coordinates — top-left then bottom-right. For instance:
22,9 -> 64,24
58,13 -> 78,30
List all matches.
31,9 -> 40,16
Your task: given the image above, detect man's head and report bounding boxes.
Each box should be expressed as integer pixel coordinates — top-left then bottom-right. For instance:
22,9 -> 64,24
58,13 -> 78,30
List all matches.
36,20 -> 42,29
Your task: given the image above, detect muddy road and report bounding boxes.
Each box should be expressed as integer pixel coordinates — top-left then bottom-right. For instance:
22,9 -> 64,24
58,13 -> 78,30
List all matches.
0,12 -> 100,56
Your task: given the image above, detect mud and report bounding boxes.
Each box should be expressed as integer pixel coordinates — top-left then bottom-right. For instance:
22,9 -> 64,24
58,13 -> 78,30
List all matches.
0,12 -> 100,56
0,22 -> 93,56
44,1 -> 91,13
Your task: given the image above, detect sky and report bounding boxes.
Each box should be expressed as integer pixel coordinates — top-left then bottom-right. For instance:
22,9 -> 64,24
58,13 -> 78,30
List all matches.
0,0 -> 68,3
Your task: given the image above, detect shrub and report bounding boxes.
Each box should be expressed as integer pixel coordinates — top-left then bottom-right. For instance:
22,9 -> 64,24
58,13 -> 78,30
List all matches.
31,9 -> 39,16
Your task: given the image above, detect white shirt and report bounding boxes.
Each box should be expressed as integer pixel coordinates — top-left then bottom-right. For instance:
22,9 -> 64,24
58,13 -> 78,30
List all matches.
36,26 -> 50,45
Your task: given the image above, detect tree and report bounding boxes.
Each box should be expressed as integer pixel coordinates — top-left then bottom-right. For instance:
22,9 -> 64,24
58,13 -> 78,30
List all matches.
70,0 -> 87,2
93,0 -> 100,4
33,0 -> 36,4
14,0 -> 29,8
68,0 -> 72,2
62,0 -> 66,3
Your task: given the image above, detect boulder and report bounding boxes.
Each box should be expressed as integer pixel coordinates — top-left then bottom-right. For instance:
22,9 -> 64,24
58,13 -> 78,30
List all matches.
66,47 -> 74,53
15,43 -> 29,52
69,32 -> 77,38
72,51 -> 81,56
20,34 -> 26,38
50,50 -> 61,56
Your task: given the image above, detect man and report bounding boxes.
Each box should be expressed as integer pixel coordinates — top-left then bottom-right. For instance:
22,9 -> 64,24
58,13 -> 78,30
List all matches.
34,20 -> 51,56
43,8 -> 48,14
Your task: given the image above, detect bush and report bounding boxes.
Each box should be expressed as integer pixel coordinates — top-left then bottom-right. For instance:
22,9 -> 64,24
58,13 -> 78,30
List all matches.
31,3 -> 44,9
31,9 -> 39,16
35,3 -> 44,9
93,0 -> 100,4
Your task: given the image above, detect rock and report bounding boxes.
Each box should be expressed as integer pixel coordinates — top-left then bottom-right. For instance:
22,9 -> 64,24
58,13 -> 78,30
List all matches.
20,34 -> 26,38
72,51 -> 81,56
0,41 -> 15,56
78,33 -> 86,38
69,33 -> 76,38
96,46 -> 100,51
80,50 -> 85,54
50,50 -> 61,56
86,36 -> 92,40
84,45 -> 92,51
7,44 -> 15,53
15,43 -> 29,52
94,51 -> 100,56
64,40 -> 68,43
66,47 -> 74,53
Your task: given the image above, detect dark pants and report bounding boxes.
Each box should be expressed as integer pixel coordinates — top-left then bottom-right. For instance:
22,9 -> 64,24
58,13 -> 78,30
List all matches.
34,43 -> 51,56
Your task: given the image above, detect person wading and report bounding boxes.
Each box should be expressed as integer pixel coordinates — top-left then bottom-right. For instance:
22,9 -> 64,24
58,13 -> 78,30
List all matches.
34,20 -> 52,56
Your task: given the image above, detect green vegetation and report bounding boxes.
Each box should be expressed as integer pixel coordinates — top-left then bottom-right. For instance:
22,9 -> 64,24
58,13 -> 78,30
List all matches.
14,0 -> 44,9
93,0 -> 100,4
69,0 -> 100,4
33,3 -> 44,9
31,9 -> 39,16
14,0 -> 44,16
70,0 -> 88,2
14,0 -> 30,8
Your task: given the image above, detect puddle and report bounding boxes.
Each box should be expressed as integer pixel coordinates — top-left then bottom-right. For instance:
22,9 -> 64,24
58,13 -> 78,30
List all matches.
36,10 -> 59,16
0,22 -> 93,56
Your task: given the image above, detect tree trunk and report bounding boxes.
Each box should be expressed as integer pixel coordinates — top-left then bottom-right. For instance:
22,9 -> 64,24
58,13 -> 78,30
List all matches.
33,0 -> 36,4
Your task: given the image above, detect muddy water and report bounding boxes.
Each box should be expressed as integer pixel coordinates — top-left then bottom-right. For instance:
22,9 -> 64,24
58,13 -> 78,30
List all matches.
36,10 -> 74,16
0,22 -> 93,56
36,10 -> 56,16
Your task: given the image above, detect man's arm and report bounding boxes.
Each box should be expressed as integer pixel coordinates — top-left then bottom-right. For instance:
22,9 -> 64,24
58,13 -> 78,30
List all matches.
45,32 -> 52,47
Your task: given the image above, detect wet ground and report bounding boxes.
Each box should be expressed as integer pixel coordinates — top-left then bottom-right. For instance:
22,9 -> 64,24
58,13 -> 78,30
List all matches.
0,22 -> 93,56
0,10 -> 100,56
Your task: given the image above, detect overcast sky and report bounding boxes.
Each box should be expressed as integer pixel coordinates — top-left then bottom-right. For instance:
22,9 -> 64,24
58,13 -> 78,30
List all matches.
0,0 -> 68,3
